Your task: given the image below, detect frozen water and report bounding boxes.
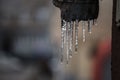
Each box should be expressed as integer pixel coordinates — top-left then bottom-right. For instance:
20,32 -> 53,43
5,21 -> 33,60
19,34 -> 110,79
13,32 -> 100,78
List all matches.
66,22 -> 69,64
82,21 -> 86,42
88,20 -> 92,34
75,20 -> 79,52
60,19 -> 95,64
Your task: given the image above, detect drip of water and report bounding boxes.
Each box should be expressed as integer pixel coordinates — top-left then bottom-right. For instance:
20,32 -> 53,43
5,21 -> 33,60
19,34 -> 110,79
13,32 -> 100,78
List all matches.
82,21 -> 86,42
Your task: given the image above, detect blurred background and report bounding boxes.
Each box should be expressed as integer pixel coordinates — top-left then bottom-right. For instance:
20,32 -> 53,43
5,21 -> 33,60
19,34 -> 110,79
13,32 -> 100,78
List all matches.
0,0 -> 112,80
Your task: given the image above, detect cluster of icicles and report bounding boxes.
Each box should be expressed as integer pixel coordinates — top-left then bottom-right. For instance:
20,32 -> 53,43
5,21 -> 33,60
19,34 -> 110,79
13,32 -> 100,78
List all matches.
60,19 -> 97,64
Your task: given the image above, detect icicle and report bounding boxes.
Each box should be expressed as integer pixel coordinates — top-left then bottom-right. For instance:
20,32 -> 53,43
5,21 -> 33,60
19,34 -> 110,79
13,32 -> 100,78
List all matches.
61,19 -> 67,63
88,20 -> 92,34
62,20 -> 67,44
75,20 -> 79,52
88,20 -> 90,32
66,22 -> 69,64
60,19 -> 95,64
61,20 -> 65,49
82,21 -> 86,42
68,22 -> 72,51
67,22 -> 71,60
68,21 -> 74,58
71,21 -> 74,47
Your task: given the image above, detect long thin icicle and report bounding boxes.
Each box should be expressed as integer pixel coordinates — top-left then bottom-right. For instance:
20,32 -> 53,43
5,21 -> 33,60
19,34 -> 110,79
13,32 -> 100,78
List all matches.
88,20 -> 92,34
75,20 -> 79,52
61,20 -> 65,50
82,21 -> 86,42
66,22 -> 69,64
61,20 -> 67,63
71,21 -> 74,47
69,21 -> 74,58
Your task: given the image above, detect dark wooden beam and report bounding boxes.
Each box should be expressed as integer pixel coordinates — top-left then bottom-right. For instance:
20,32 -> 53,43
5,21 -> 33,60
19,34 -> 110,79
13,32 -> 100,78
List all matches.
112,0 -> 120,80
